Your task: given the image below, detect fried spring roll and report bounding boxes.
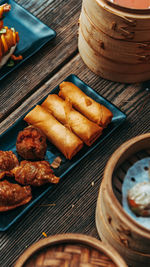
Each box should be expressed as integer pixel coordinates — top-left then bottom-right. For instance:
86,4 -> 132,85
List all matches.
42,94 -> 103,146
59,82 -> 113,128
24,105 -> 83,160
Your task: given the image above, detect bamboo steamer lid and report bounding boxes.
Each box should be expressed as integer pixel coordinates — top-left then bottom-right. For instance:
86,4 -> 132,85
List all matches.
78,0 -> 150,83
95,133 -> 150,267
14,233 -> 127,267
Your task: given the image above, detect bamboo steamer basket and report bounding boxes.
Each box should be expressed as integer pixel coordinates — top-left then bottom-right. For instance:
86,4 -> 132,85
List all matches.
78,26 -> 150,83
14,233 -> 127,267
80,9 -> 149,64
95,133 -> 150,267
78,0 -> 150,83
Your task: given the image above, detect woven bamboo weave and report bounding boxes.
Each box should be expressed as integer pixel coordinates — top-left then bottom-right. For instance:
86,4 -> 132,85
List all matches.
15,234 -> 127,267
24,243 -> 116,267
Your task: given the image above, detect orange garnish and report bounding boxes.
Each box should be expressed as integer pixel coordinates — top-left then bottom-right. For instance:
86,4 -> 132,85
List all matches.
11,54 -> 23,61
0,6 -> 4,19
16,32 -> 19,43
42,232 -> 47,237
1,34 -> 8,53
128,199 -> 138,207
0,20 -> 3,30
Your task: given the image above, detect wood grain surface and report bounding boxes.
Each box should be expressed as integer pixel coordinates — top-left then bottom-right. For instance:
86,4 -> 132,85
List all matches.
0,0 -> 81,121
0,0 -> 150,267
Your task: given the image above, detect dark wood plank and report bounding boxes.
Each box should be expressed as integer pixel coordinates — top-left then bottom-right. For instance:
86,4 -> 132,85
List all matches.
0,54 -> 149,134
0,55 -> 150,266
0,2 -> 150,266
0,0 -> 81,121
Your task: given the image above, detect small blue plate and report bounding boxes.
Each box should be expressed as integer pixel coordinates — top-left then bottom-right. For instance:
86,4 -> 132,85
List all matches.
0,74 -> 126,231
0,0 -> 56,80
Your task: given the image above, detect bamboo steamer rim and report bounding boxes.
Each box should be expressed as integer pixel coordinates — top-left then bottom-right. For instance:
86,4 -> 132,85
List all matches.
102,133 -> 150,237
14,233 -> 127,267
104,0 -> 150,14
96,0 -> 150,16
97,193 -> 150,257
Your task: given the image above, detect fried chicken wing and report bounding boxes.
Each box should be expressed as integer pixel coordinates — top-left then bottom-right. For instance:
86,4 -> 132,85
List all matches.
12,160 -> 60,186
0,150 -> 19,179
0,180 -> 32,212
16,126 -> 47,160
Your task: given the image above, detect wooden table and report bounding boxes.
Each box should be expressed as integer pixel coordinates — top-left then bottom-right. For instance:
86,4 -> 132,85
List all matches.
0,0 -> 150,266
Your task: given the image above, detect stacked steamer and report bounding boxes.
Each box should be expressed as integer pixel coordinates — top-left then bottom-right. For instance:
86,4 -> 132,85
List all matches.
78,0 -> 150,83
96,133 -> 150,267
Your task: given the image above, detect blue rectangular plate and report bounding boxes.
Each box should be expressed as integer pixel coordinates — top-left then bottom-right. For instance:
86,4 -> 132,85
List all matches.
0,0 -> 56,80
0,74 -> 126,231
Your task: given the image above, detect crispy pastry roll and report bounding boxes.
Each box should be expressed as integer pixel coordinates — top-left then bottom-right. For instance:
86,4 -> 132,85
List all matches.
42,94 -> 103,146
24,105 -> 83,160
59,82 -> 113,128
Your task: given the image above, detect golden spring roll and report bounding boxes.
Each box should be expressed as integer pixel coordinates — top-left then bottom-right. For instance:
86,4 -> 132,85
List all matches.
42,94 -> 103,146
24,105 -> 83,160
59,82 -> 113,128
